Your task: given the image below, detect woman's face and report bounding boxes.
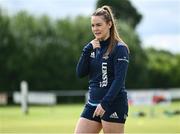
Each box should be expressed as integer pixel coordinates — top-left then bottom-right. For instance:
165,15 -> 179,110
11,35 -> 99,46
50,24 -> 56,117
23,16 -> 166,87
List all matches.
91,15 -> 112,41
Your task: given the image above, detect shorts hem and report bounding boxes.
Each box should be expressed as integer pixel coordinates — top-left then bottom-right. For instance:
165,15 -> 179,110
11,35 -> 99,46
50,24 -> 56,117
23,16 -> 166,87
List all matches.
101,118 -> 126,124
81,115 -> 101,123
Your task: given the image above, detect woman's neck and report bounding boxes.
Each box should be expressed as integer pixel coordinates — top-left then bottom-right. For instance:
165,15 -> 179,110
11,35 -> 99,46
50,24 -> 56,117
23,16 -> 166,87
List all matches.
99,33 -> 110,41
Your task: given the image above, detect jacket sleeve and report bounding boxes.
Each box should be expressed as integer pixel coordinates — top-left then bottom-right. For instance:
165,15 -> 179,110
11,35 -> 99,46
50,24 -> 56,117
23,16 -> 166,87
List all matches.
76,43 -> 93,78
101,45 -> 129,111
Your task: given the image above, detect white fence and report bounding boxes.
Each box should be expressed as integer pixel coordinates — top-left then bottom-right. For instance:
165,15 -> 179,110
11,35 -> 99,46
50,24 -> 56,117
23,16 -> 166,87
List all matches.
13,89 -> 180,105
13,91 -> 57,105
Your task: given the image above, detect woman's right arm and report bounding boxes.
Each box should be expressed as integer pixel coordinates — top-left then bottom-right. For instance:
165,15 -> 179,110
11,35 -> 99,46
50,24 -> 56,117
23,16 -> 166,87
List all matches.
76,43 -> 93,78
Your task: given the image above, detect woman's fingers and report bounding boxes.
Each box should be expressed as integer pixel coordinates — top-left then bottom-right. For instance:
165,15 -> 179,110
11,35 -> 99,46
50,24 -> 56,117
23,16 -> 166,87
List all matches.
93,108 -> 97,118
93,104 -> 105,118
91,39 -> 100,49
93,107 -> 100,118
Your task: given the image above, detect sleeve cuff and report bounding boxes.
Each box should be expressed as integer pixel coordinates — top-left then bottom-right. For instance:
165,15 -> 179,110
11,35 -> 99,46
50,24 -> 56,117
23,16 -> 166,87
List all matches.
100,100 -> 111,111
83,43 -> 93,54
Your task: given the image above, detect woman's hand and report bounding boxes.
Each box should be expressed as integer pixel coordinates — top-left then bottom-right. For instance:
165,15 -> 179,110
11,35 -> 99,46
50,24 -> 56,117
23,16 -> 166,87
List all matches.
90,39 -> 100,49
93,104 -> 105,118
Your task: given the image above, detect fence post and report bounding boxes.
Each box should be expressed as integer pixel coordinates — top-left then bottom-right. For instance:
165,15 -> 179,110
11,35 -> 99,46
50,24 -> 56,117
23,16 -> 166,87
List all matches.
21,80 -> 28,115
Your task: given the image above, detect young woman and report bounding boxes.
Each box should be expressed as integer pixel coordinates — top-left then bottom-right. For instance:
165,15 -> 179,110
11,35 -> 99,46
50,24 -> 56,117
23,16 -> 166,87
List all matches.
74,5 -> 129,134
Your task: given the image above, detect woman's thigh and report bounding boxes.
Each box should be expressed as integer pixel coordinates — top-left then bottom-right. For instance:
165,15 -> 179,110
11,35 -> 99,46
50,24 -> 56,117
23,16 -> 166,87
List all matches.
74,117 -> 102,133
102,120 -> 124,133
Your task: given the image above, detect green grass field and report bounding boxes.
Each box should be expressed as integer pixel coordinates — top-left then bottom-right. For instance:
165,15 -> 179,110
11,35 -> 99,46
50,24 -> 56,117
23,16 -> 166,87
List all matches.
0,102 -> 180,133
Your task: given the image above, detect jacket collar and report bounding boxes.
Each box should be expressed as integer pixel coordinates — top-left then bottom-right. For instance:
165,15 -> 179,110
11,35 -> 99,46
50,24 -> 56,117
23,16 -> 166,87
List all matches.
100,37 -> 110,48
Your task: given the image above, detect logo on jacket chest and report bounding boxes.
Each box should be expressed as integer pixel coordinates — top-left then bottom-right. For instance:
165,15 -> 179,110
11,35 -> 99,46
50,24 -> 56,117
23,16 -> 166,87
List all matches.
90,52 -> 95,58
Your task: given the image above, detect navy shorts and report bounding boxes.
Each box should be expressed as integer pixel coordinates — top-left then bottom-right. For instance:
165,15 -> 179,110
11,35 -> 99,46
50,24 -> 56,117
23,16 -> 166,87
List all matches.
80,98 -> 128,124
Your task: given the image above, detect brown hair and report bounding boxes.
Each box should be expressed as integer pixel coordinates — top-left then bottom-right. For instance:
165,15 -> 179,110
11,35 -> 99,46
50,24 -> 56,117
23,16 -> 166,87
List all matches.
92,5 -> 129,55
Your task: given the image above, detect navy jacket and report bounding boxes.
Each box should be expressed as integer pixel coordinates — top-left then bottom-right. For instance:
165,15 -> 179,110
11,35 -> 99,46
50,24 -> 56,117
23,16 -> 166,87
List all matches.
76,38 -> 129,111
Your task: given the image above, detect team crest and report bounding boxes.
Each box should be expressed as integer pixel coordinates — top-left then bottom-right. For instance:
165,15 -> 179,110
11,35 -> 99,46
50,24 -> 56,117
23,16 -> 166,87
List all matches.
90,52 -> 95,58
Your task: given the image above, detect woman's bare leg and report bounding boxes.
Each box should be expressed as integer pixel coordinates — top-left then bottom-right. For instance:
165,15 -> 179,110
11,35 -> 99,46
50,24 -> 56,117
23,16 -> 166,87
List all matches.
74,117 -> 102,134
102,120 -> 124,134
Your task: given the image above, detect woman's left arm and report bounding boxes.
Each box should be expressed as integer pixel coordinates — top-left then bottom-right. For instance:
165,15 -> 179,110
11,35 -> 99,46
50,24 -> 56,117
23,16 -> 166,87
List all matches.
101,44 -> 129,111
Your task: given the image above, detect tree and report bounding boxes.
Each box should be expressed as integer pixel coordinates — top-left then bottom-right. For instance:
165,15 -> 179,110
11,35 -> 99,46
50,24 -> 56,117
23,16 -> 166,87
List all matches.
96,0 -> 142,28
2,6 -> 179,92
145,48 -> 180,88
0,8 -> 21,91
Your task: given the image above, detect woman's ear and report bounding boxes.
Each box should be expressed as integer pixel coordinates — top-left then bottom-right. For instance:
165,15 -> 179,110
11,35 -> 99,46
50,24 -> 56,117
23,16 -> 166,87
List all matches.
108,21 -> 112,29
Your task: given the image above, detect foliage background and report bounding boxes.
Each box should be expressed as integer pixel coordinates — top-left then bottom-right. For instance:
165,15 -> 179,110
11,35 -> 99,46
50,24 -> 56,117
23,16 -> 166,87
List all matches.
0,0 -> 180,92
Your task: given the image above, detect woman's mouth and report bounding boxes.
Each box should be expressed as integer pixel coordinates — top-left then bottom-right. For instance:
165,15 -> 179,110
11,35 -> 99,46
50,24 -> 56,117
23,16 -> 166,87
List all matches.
95,32 -> 101,36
